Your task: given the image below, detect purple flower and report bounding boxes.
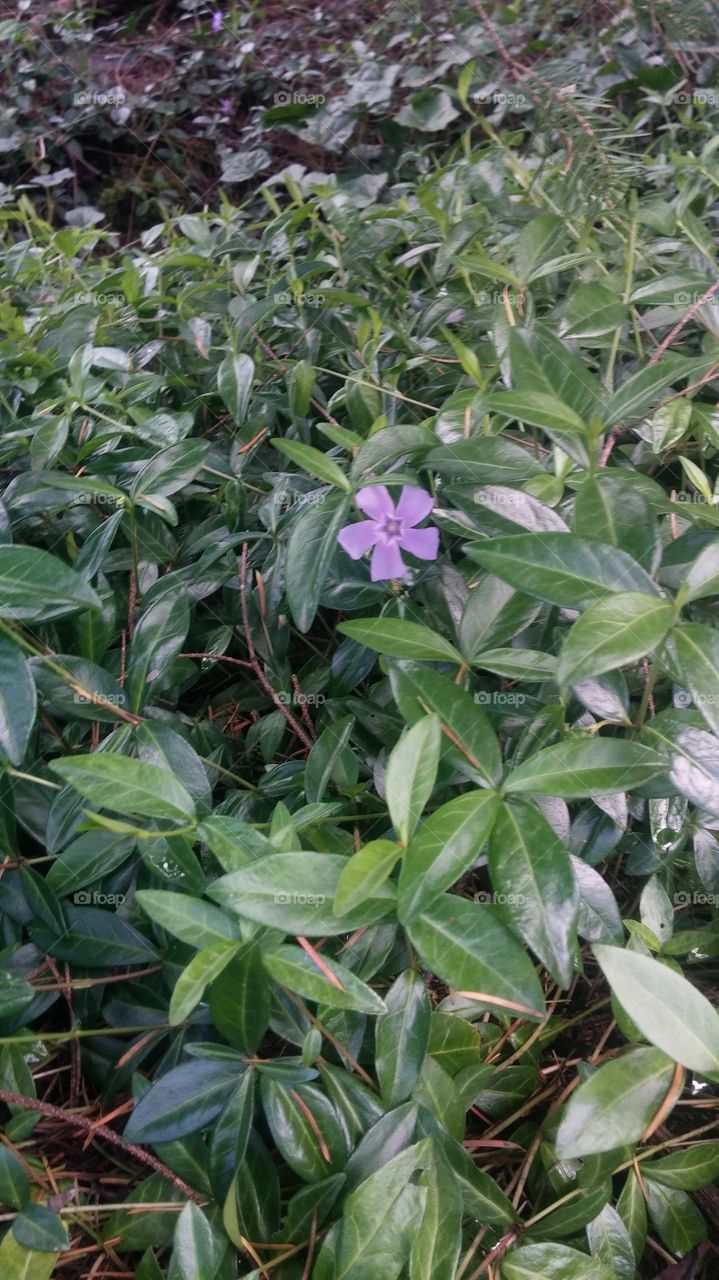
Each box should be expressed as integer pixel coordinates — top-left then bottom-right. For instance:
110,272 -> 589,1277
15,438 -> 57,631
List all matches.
338,485 -> 439,582
211,10 -> 223,32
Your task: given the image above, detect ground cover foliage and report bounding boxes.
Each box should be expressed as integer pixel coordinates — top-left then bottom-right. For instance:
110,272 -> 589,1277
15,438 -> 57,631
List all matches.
1,0 -> 719,1276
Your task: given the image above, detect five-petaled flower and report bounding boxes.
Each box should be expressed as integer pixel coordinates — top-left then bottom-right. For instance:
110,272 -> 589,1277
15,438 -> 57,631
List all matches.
337,485 -> 439,581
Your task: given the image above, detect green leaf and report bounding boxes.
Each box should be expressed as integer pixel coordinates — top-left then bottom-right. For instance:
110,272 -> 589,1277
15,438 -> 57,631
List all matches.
335,839 -> 401,917
0,1233 -> 59,1280
594,945 -> 719,1079
683,538 -> 719,602
375,969 -> 431,1106
485,393 -> 584,436
12,1205 -> 69,1253
426,436 -> 546,485
208,852 -> 397,936
127,591 -> 190,713
124,1062 -> 242,1143
0,546 -> 100,621
130,441 -> 210,500
667,622 -> 719,737
0,639 -> 36,765
410,1144 -> 461,1280
271,439 -> 351,491
556,1047 -> 676,1158
167,1203 -> 226,1280
505,739 -> 666,797
616,1170 -> 647,1263
261,1078 -> 347,1183
643,1141 -> 719,1190
585,1206 -> 635,1280
313,1141 -> 428,1280
136,890 -> 240,949
558,592 -> 674,688
50,754 -> 196,823
0,1144 -> 30,1209
502,1242 -> 615,1279
466,534 -> 659,609
209,945 -> 270,1054
604,353 -> 718,428
287,491 -> 351,631
561,284 -> 628,339
489,800 -> 579,987
263,944 -> 387,1014
408,895 -> 546,1019
389,662 -> 502,787
386,715 -> 441,844
338,618 -> 464,665
644,1181 -> 706,1255
169,941 -> 243,1025
399,790 -> 501,923
304,715 -> 356,804
217,353 -> 255,424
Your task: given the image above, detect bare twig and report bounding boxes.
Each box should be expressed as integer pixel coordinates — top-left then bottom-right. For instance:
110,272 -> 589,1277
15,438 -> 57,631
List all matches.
0,1091 -> 206,1205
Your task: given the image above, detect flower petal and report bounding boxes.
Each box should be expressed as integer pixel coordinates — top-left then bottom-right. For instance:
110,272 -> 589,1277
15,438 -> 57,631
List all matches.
399,526 -> 440,560
355,486 -> 394,521
371,540 -> 407,581
395,486 -> 434,527
337,521 -> 378,560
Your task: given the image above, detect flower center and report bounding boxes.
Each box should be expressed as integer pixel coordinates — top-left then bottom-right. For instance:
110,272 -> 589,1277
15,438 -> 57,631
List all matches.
382,518 -> 402,537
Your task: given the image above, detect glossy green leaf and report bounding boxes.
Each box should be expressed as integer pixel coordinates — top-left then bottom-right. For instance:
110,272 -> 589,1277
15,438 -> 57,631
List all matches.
489,800 -> 579,987
668,622 -> 719,737
389,662 -> 502,787
271,438 -> 351,490
467,534 -> 659,609
556,1047 -> 676,1158
334,840 -> 401,917
136,890 -> 240,949
643,1141 -> 719,1190
0,639 -> 36,765
124,1062 -> 242,1143
0,546 -> 100,621
385,714 -> 441,844
375,969 -> 431,1106
263,944 -> 386,1014
50,754 -> 196,822
399,790 -> 501,923
501,1242 -> 614,1279
505,739 -> 666,796
558,592 -> 674,688
338,617 -> 464,664
594,945 -> 719,1079
409,895 -> 546,1019
169,940 -> 243,1025
217,352 -> 255,424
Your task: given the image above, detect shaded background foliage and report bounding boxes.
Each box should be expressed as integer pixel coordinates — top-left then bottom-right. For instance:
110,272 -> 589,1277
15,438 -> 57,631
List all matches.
0,1 -> 719,1278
